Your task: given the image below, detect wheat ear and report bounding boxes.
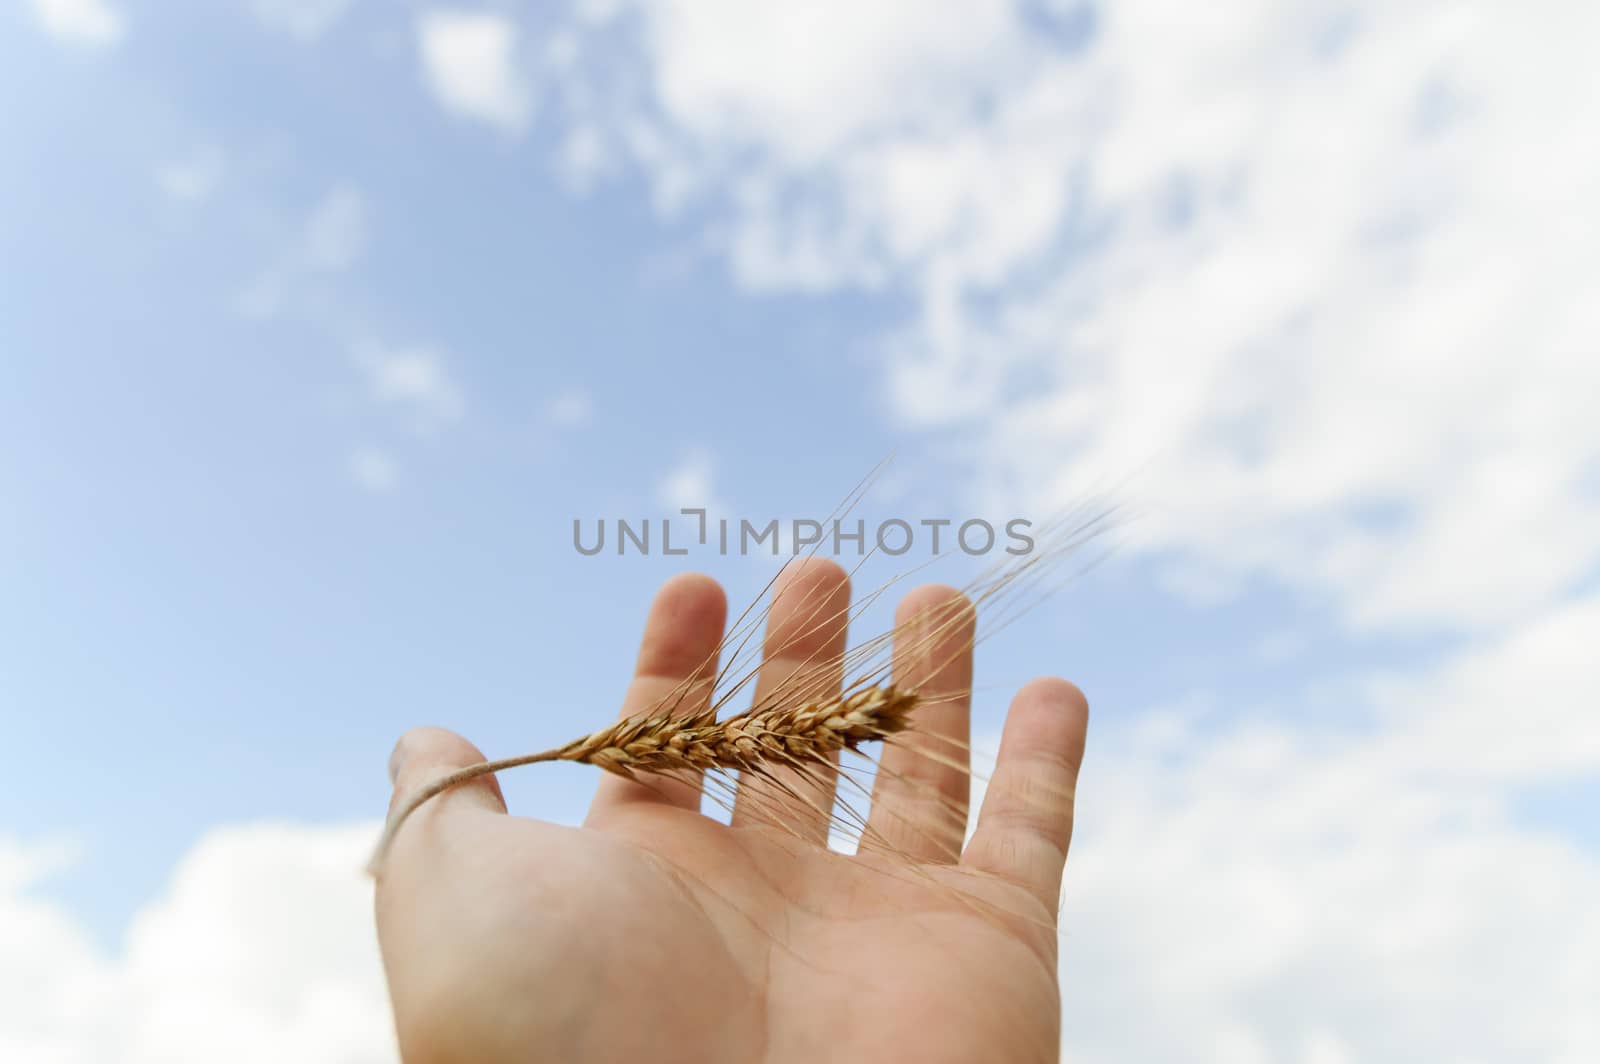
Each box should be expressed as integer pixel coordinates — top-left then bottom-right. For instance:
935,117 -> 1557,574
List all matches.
367,684 -> 919,874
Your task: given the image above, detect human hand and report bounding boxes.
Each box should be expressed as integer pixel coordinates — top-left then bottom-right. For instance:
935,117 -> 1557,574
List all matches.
375,559 -> 1088,1063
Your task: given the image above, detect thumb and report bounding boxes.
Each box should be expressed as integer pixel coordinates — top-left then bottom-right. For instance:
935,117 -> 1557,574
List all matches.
386,725 -> 508,818
373,727 -> 509,1046
371,726 -> 508,880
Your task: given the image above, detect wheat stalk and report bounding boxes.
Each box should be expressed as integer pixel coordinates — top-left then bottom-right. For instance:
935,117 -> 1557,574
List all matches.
367,684 -> 920,874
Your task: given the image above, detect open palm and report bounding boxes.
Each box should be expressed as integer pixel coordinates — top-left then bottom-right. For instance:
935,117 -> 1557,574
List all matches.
375,561 -> 1089,1063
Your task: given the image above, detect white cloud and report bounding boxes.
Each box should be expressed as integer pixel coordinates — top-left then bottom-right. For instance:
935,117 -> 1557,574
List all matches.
0,823 -> 395,1064
248,0 -> 357,41
1363,592 -> 1600,785
156,147 -> 225,204
234,271 -> 286,320
1060,724 -> 1600,1062
550,0 -> 1600,635
1057,615 -> 1600,1063
1249,628 -> 1306,665
0,837 -> 79,891
28,0 -> 124,47
952,594 -> 1600,1061
347,446 -> 399,492
236,183 -> 368,319
354,344 -> 465,431
416,10 -> 532,133
302,184 -> 368,272
546,388 -> 593,428
656,447 -> 716,510
634,0 -> 1025,167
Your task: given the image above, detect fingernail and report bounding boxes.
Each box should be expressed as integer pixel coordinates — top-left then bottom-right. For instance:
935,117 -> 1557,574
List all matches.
387,737 -> 409,785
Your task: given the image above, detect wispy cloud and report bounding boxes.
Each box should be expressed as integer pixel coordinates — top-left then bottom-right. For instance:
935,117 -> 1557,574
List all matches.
416,10 -> 532,133
547,0 -> 1600,636
546,388 -> 593,429
655,448 -> 716,511
354,343 -> 465,433
247,0 -> 357,41
155,146 -> 225,204
28,0 -> 124,48
237,182 -> 368,319
301,184 -> 368,271
346,446 -> 399,492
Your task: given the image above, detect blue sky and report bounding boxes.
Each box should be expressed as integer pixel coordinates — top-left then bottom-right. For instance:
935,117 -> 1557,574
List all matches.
5,2 -> 1599,1061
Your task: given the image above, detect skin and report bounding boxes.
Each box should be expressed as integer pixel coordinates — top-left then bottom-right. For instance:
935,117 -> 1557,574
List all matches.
375,559 -> 1089,1063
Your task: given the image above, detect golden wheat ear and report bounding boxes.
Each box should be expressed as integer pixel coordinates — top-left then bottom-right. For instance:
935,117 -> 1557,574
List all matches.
366,685 -> 919,874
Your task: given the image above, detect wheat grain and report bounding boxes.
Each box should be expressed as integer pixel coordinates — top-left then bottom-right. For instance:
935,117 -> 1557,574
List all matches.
367,684 -> 919,874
